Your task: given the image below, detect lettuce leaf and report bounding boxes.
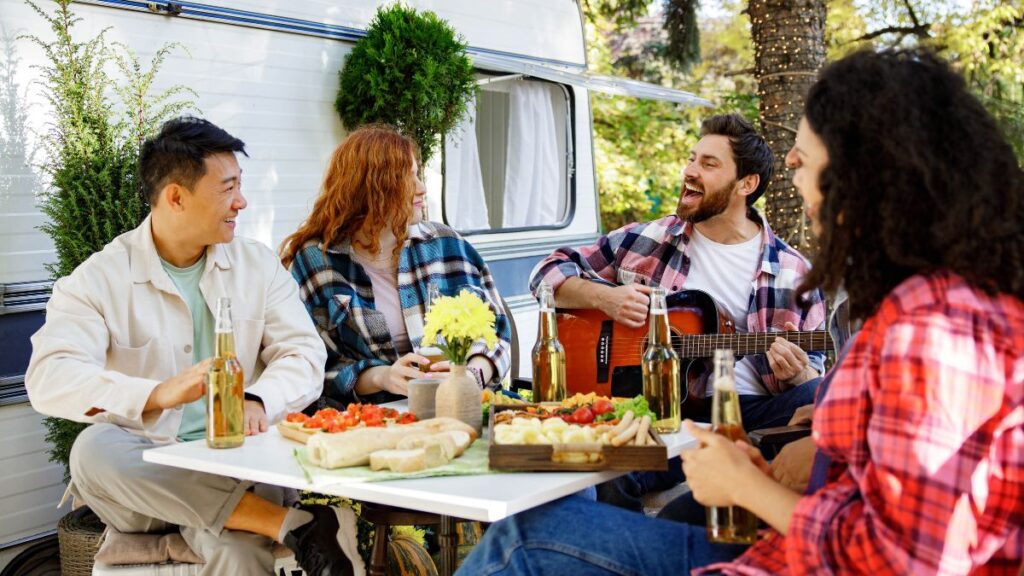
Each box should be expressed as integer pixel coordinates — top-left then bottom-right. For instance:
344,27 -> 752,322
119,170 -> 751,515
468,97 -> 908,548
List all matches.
610,395 -> 655,421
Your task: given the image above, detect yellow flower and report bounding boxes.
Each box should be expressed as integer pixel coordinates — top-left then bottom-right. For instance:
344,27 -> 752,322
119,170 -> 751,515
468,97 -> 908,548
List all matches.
422,289 -> 498,364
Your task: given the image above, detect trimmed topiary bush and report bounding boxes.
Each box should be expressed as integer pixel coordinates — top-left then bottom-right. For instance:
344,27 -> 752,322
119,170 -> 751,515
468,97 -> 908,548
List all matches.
335,3 -> 477,166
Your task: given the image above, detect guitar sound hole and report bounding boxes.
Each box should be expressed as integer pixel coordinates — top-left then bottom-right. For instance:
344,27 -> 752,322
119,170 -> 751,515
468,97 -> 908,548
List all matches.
610,366 -> 643,398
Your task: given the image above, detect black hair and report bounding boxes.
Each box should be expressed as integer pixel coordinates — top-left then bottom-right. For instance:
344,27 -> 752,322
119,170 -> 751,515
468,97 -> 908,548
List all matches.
699,114 -> 774,205
139,116 -> 247,206
797,49 -> 1024,320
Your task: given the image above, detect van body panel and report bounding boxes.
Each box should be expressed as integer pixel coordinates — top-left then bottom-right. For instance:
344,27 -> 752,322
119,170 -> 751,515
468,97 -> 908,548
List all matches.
0,0 -> 608,561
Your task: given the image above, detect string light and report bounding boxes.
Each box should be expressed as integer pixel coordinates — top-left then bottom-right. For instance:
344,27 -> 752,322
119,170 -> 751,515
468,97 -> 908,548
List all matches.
747,2 -> 827,253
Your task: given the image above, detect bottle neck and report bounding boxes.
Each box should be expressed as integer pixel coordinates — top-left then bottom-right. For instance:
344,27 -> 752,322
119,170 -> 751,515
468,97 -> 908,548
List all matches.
215,330 -> 236,357
647,310 -> 671,346
538,308 -> 558,341
712,355 -> 736,392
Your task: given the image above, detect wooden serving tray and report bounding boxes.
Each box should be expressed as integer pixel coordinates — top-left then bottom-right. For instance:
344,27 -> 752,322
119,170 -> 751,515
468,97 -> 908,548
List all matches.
276,422 -> 318,444
487,404 -> 668,472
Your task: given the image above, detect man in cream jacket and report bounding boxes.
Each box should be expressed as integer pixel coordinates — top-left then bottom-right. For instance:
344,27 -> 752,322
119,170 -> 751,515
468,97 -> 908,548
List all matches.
26,117 -> 362,576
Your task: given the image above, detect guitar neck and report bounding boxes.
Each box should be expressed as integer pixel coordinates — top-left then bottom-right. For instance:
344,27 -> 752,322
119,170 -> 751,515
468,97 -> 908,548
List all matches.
675,331 -> 833,358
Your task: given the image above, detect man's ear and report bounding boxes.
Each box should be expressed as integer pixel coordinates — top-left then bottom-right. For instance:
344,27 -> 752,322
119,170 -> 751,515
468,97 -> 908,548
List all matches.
161,183 -> 188,213
737,174 -> 760,199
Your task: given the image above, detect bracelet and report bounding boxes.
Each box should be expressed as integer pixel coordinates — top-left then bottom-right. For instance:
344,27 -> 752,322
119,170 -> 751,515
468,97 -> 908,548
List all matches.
467,366 -> 486,389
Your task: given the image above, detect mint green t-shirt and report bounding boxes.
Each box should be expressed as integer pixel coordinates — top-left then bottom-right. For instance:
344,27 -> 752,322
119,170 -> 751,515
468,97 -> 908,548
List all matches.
161,254 -> 214,442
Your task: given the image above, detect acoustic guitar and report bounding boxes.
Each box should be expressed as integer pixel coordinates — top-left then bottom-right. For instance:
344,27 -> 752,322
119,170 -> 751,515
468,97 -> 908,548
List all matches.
556,289 -> 833,412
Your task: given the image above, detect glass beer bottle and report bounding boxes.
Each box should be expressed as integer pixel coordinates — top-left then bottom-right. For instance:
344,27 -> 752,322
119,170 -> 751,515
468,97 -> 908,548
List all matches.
531,283 -> 566,402
642,286 -> 681,433
419,283 -> 446,370
207,297 -> 245,448
706,349 -> 758,544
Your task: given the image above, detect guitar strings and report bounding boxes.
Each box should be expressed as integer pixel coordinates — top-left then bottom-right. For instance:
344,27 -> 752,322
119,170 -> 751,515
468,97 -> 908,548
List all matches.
602,333 -> 830,346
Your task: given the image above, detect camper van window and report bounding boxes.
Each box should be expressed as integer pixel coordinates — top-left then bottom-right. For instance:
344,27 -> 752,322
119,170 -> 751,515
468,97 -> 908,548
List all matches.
437,78 -> 573,233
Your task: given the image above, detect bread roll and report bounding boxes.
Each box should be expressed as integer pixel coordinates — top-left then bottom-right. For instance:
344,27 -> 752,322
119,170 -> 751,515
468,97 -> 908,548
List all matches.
305,417 -> 476,469
370,449 -> 428,473
397,432 -> 457,461
405,417 -> 478,440
307,427 -> 406,468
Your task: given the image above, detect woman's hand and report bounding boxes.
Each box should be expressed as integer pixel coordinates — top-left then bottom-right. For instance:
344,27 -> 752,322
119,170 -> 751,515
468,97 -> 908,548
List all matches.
381,353 -> 430,396
424,359 -> 451,375
680,420 -> 770,507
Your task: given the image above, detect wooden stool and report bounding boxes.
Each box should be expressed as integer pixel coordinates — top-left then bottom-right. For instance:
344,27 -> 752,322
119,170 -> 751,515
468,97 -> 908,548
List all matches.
358,502 -> 460,576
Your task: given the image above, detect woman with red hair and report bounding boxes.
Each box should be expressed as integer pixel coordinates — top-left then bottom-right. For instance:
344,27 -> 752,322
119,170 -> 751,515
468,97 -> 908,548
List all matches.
282,124 -> 511,405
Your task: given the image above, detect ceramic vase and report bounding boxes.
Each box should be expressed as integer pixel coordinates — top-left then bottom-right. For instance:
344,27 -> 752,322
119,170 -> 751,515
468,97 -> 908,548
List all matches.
434,364 -> 482,434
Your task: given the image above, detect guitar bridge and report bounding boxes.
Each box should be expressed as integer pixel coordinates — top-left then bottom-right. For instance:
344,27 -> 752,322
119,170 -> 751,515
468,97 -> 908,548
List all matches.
597,320 -> 612,383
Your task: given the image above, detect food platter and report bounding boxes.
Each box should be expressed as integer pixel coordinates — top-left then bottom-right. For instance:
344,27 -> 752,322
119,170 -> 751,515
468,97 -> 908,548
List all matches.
487,397 -> 668,472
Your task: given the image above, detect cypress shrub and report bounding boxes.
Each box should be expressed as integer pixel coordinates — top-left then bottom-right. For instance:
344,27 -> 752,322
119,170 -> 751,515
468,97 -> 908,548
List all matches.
23,0 -> 195,481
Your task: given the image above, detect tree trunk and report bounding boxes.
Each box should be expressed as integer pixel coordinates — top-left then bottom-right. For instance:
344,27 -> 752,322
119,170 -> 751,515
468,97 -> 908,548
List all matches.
748,0 -> 827,255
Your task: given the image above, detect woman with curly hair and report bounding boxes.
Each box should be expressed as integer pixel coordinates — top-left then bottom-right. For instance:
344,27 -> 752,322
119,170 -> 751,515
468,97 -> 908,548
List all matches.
455,49 -> 1023,575
281,125 -> 511,405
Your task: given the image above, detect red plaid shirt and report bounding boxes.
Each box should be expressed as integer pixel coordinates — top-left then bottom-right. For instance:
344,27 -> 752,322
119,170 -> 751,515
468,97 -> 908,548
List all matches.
702,271 -> 1024,575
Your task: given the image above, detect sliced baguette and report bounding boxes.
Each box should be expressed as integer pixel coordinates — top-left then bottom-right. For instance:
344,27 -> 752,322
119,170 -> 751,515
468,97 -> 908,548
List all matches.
397,432 -> 458,461
369,449 -> 429,473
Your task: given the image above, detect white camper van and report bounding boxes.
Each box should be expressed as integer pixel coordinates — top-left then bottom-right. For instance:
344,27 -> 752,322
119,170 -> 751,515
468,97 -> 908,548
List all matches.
0,0 -> 705,568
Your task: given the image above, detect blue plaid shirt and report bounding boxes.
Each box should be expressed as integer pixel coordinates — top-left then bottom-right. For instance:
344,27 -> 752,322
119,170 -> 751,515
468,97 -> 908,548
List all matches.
290,222 -> 511,405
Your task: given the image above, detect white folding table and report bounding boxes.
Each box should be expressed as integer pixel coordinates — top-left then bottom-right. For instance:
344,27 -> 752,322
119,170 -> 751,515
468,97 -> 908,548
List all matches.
143,405 -> 698,574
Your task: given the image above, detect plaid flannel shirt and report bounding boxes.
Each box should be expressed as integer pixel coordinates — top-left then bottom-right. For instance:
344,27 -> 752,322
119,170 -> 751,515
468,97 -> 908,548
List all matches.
289,221 -> 511,405
529,208 -> 826,397
704,271 -> 1024,575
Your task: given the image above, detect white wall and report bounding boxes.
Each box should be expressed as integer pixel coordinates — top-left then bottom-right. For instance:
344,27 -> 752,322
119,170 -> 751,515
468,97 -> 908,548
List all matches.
0,0 -> 593,285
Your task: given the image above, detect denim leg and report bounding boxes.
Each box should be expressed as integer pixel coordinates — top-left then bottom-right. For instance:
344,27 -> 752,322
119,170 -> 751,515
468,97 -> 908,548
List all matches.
635,457 -> 685,492
456,496 -> 747,576
655,491 -> 707,525
597,458 -> 686,512
738,378 -> 820,431
595,474 -> 644,512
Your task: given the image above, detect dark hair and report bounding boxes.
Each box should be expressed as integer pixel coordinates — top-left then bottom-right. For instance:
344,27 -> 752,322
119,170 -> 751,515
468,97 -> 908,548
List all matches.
797,49 -> 1024,320
139,116 -> 247,205
699,114 -> 774,205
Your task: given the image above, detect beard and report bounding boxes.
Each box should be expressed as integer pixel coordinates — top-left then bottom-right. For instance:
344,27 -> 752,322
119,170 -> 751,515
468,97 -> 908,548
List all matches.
675,179 -> 734,223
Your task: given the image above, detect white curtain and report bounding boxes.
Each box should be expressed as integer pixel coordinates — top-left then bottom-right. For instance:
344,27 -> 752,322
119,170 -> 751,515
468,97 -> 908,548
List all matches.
502,81 -> 560,228
443,107 -> 490,230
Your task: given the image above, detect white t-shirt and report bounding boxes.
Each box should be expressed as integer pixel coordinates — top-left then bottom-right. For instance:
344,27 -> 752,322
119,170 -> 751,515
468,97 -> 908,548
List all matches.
681,227 -> 766,396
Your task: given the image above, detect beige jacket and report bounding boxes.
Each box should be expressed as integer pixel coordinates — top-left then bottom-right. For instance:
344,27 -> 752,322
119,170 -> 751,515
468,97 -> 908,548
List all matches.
26,216 -> 327,444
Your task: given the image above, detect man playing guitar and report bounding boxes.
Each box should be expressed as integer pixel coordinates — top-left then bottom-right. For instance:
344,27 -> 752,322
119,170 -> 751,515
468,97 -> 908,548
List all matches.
529,113 -> 826,433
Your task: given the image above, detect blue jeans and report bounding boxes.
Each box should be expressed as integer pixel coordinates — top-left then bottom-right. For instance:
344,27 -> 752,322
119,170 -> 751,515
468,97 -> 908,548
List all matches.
736,378 -> 821,430
455,496 -> 747,575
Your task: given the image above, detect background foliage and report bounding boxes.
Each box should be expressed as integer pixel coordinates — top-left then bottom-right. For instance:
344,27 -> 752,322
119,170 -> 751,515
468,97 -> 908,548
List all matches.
587,0 -> 760,230
24,0 -> 195,480
583,0 -> 1024,232
335,3 -> 477,167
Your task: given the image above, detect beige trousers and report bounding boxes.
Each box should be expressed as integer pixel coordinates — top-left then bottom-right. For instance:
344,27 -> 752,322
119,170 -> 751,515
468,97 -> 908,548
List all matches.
70,423 -> 288,576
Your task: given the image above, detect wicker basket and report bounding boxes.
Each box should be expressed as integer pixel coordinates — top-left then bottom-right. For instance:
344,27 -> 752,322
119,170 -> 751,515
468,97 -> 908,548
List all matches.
57,506 -> 106,576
